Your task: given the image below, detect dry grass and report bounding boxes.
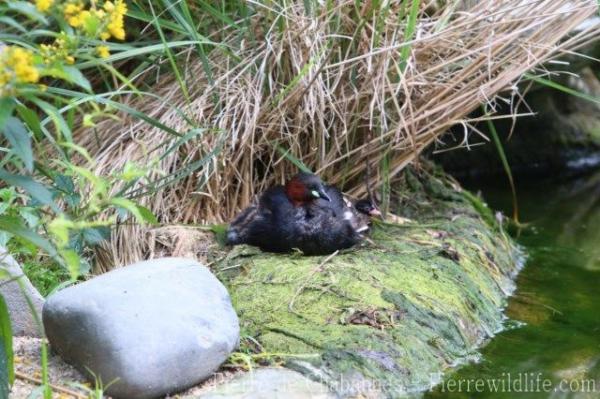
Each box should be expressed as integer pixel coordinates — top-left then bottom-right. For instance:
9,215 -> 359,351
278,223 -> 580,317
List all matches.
76,0 -> 599,270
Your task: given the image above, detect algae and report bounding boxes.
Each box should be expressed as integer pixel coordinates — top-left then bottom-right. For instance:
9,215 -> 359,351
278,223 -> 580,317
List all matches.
215,167 -> 521,398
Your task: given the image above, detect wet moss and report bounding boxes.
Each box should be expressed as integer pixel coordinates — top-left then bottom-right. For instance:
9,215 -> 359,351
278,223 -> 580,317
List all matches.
216,168 -> 521,397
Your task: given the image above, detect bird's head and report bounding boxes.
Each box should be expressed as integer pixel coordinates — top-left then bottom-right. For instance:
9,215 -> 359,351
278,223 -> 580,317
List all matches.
285,172 -> 331,206
355,198 -> 381,217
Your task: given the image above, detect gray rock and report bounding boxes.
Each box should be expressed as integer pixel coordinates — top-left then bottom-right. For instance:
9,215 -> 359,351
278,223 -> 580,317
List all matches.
0,247 -> 44,337
43,257 -> 239,399
197,368 -> 336,399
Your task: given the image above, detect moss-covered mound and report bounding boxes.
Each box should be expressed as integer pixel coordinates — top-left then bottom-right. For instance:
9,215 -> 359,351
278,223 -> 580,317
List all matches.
215,168 -> 521,398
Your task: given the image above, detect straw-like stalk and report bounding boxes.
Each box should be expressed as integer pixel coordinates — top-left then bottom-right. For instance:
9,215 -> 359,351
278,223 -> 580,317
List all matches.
76,0 -> 599,270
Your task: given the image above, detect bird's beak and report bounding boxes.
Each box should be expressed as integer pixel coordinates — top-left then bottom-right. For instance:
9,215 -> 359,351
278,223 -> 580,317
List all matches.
312,189 -> 331,202
369,208 -> 382,217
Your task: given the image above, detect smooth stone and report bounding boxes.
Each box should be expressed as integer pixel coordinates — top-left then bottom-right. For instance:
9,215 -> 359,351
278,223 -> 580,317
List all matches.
0,247 -> 44,337
43,257 -> 239,399
197,368 -> 336,399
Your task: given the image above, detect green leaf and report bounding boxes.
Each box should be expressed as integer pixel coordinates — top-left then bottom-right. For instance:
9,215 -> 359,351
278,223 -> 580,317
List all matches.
82,13 -> 101,36
59,142 -> 94,164
0,16 -> 28,33
60,67 -> 92,92
525,73 -> 600,105
47,216 -> 74,247
76,41 -> 215,69
16,106 -> 42,140
0,293 -> 14,394
67,164 -> 106,196
274,144 -> 312,173
0,188 -> 15,203
53,174 -> 75,194
18,207 -> 40,227
6,1 -> 48,24
149,1 -> 191,102
399,0 -> 421,73
2,117 -> 33,172
59,249 -> 80,281
0,99 -> 15,130
484,111 -> 519,223
29,98 -> 72,143
45,88 -> 185,139
52,175 -> 80,208
110,198 -> 152,224
0,169 -> 60,213
120,162 -> 146,181
82,227 -> 110,246
41,66 -> 91,92
0,216 -> 58,258
160,128 -> 208,161
135,205 -> 158,224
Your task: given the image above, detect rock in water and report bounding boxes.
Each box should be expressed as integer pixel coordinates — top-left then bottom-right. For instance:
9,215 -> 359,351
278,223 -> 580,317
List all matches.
43,258 -> 239,399
0,247 -> 44,337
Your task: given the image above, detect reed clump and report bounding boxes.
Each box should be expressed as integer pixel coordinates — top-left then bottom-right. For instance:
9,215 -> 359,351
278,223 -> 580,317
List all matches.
76,0 -> 598,269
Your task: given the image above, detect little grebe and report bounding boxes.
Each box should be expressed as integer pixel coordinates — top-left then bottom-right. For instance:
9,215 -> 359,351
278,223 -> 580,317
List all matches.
226,172 -> 376,255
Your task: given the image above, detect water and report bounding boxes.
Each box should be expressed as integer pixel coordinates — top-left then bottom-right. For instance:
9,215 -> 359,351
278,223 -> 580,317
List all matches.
426,171 -> 600,399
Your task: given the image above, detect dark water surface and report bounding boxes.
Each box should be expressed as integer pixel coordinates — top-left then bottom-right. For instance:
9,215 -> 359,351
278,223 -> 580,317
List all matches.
426,171 -> 600,399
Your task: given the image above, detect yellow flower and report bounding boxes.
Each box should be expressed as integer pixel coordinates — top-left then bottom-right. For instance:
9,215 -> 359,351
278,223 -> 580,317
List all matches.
64,3 -> 85,27
96,45 -> 110,58
0,46 -> 40,93
64,3 -> 81,15
106,0 -> 127,40
93,9 -> 106,18
39,34 -> 75,65
103,1 -> 114,12
69,9 -> 92,28
9,48 -> 39,83
65,1 -> 127,40
35,0 -> 54,12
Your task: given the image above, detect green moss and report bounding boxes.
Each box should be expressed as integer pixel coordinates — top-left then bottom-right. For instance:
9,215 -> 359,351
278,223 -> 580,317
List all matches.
216,169 -> 520,397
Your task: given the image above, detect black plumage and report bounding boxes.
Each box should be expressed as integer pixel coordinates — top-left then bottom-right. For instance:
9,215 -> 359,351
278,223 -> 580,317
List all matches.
226,173 -> 375,255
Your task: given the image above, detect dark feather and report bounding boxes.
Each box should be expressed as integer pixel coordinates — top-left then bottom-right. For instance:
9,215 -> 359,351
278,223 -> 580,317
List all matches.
226,174 -> 372,255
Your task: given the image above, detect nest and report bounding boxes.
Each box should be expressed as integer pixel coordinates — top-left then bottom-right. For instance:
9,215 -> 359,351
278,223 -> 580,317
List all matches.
75,0 -> 599,269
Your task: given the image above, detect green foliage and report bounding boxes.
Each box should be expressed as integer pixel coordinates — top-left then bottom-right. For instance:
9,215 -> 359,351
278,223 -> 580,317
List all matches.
0,294 -> 14,398
525,73 -> 600,105
399,0 -> 421,72
41,338 -> 51,399
0,5 -> 191,391
22,259 -> 69,296
482,108 -> 520,224
71,369 -> 119,399
0,0 -> 161,282
0,159 -> 155,280
2,117 -> 33,171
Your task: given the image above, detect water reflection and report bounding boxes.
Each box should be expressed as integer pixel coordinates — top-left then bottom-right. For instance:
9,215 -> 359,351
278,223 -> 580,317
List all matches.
555,172 -> 600,271
426,170 -> 600,399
